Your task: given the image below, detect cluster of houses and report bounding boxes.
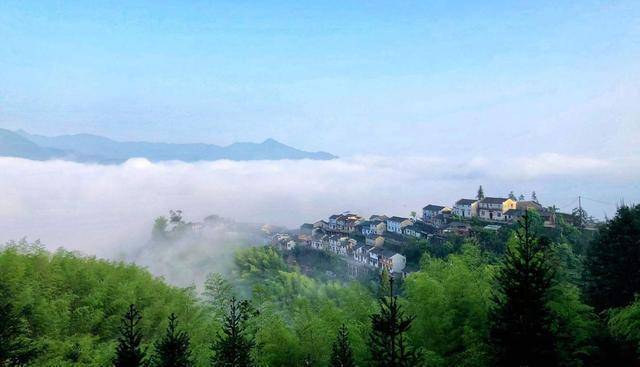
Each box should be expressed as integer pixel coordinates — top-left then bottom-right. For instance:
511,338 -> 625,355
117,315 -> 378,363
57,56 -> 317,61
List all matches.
269,191 -> 568,277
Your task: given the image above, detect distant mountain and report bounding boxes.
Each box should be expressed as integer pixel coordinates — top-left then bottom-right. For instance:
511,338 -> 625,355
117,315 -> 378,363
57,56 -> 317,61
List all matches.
0,129 -> 336,162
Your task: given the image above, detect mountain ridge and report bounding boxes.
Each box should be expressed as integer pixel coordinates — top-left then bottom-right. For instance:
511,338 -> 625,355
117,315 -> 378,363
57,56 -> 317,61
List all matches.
1,128 -> 336,163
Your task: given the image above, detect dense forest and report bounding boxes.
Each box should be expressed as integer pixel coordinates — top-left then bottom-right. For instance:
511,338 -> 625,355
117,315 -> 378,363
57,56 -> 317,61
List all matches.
2,205 -> 640,366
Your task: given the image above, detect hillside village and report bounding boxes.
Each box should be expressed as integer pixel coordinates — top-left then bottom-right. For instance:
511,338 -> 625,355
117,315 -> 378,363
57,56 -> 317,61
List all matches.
269,187 -> 589,278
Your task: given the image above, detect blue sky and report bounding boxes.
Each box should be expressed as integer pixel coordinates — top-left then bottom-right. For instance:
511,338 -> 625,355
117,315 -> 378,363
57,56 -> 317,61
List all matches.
1,1 -> 639,156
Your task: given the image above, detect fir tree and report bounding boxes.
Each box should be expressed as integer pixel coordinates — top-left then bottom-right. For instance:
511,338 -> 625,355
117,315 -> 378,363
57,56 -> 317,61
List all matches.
531,191 -> 539,203
584,204 -> 640,311
508,191 -> 516,200
0,283 -> 38,366
477,185 -> 485,200
153,313 -> 193,367
114,304 -> 148,367
330,324 -> 356,367
369,277 -> 421,367
211,298 -> 255,367
489,211 -> 557,366
518,194 -> 525,201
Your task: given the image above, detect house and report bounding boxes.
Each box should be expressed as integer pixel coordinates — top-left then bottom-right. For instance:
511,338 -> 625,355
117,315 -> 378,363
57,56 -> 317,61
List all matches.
422,205 -> 445,222
453,199 -> 478,218
387,216 -> 412,234
313,220 -> 329,230
353,245 -> 373,264
444,221 -> 472,235
365,234 -> 385,248
402,221 -> 435,238
504,209 -> 526,222
477,197 -> 517,221
369,214 -> 388,222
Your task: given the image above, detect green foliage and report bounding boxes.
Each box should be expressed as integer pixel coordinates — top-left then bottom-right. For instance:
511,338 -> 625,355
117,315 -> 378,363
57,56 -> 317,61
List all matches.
584,204 -> 640,311
0,280 -> 39,366
114,304 -> 148,367
489,212 -> 557,366
211,298 -> 255,367
608,297 -> 640,355
404,244 -> 492,367
0,241 -> 212,366
330,324 -> 356,367
369,278 -> 422,367
153,313 -> 193,367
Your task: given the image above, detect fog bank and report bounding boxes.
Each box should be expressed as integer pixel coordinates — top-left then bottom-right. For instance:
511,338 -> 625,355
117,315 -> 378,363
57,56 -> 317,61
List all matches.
1,154 -> 638,260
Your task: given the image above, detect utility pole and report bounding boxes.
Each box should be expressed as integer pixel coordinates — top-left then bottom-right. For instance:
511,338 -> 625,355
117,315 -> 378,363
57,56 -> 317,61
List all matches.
578,196 -> 583,228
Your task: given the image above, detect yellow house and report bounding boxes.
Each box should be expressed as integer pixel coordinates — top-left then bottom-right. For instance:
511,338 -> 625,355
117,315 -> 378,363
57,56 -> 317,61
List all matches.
478,197 -> 517,221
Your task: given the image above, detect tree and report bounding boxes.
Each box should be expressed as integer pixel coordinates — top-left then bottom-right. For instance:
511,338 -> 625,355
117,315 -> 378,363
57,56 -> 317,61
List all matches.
477,185 -> 485,200
489,211 -> 557,366
409,211 -> 417,221
211,298 -> 256,367
152,216 -> 169,241
169,210 -> 183,224
203,273 -> 234,317
153,313 -> 192,367
531,191 -> 539,203
518,194 -> 525,201
0,282 -> 38,366
508,191 -> 516,200
369,277 -> 422,367
114,304 -> 148,367
330,324 -> 356,367
584,205 -> 640,311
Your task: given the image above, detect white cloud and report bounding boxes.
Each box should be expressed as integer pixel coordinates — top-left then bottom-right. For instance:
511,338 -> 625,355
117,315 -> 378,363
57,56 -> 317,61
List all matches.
0,154 -> 638,260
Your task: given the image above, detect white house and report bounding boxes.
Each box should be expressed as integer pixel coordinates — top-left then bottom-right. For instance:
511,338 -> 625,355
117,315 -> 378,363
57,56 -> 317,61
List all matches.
453,199 -> 477,218
422,205 -> 445,222
386,216 -> 412,234
478,197 -> 517,221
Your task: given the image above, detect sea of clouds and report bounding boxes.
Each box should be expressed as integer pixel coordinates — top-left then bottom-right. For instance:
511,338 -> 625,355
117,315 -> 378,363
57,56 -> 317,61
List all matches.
1,154 -> 638,262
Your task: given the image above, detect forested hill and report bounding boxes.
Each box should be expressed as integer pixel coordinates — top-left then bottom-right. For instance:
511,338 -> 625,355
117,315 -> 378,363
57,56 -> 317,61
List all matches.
2,205 -> 640,366
0,128 -> 336,163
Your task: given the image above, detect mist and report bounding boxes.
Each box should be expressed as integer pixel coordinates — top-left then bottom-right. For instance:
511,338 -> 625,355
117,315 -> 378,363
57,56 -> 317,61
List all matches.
1,153 -> 638,283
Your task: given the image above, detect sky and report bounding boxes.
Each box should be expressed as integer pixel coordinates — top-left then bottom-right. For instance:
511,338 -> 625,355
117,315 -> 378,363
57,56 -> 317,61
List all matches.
1,1 -> 639,156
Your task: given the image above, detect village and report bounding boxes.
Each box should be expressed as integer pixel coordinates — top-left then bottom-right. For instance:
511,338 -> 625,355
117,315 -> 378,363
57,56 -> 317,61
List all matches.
269,187 -> 583,278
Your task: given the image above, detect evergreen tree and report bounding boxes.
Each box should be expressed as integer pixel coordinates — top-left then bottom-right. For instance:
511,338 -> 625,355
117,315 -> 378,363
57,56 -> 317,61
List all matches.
211,298 -> 255,367
477,185 -> 485,200
153,313 -> 192,367
114,304 -> 148,367
584,204 -> 640,311
369,277 -> 421,367
508,191 -> 516,200
0,283 -> 38,366
489,211 -> 557,366
518,194 -> 525,201
330,324 -> 356,367
531,191 -> 539,203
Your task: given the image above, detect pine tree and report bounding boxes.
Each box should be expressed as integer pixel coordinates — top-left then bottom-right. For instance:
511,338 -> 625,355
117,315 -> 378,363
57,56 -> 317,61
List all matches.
211,297 -> 255,367
531,191 -> 538,203
369,277 -> 421,367
584,204 -> 640,311
489,211 -> 557,366
330,324 -> 356,367
518,194 -> 525,201
153,313 -> 193,367
508,191 -> 516,200
0,283 -> 38,366
477,185 -> 485,200
114,304 -> 148,367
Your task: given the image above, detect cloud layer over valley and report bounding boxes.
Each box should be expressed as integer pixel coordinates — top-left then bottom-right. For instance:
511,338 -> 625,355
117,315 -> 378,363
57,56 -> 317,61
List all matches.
1,154 -> 638,262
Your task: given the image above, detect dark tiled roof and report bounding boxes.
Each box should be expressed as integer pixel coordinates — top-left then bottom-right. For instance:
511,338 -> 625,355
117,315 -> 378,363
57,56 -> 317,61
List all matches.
423,204 -> 445,211
505,209 -> 525,216
455,199 -> 477,205
480,197 -> 510,204
301,223 -> 313,229
388,216 -> 409,222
